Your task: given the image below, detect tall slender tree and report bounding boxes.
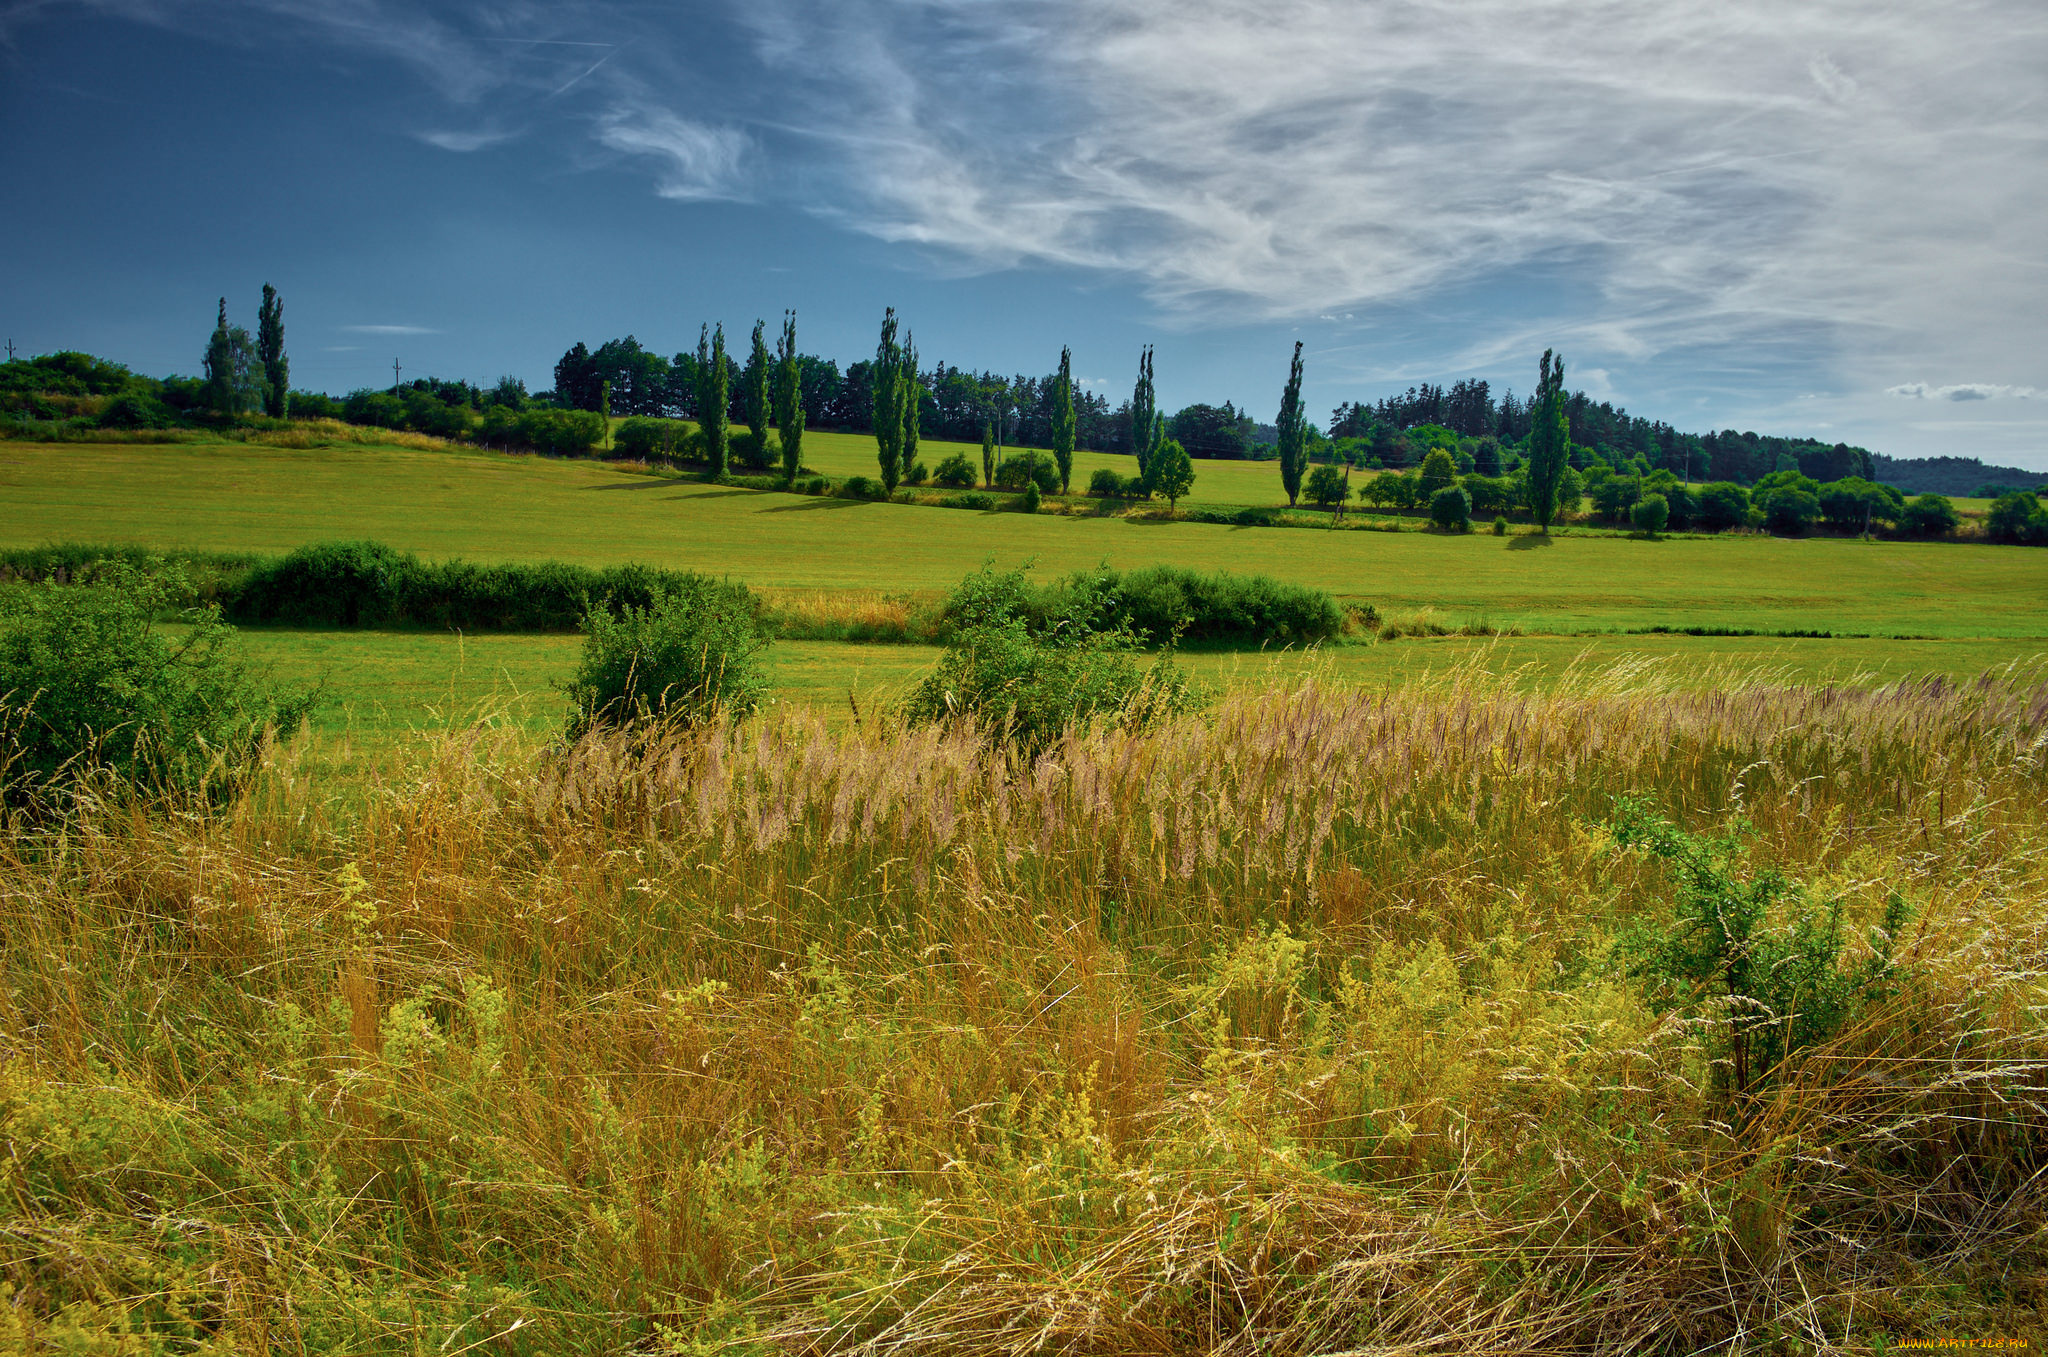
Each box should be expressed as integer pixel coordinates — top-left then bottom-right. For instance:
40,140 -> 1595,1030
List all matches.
902,333 -> 921,474
872,308 -> 906,492
774,310 -> 805,486
600,380 -> 612,452
742,319 -> 773,464
1526,348 -> 1569,532
257,283 -> 288,418
1130,345 -> 1157,478
1050,345 -> 1076,493
981,421 -> 996,488
696,324 -> 730,478
1276,340 -> 1307,507
203,298 -> 235,415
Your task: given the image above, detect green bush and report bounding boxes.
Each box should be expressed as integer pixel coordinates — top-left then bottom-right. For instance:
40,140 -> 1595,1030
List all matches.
839,476 -> 887,501
1492,515 -> 1508,536
994,455 -> 1059,495
1020,481 -> 1043,513
933,453 -> 978,488
227,541 -> 735,631
1899,493 -> 1959,538
1758,487 -> 1820,535
0,573 -> 311,809
904,567 -> 1189,753
1986,491 -> 2047,545
611,417 -> 690,462
563,585 -> 765,735
1428,485 -> 1471,532
940,564 -> 1342,647
1608,798 -> 1910,1098
941,491 -> 995,511
1631,493 -> 1669,536
1086,467 -> 1130,498
1698,482 -> 1751,531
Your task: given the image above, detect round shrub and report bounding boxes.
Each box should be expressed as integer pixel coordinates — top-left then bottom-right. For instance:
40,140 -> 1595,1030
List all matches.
1986,491 -> 2046,544
903,460 -> 930,487
1021,481 -> 1043,514
942,491 -> 995,511
1899,493 -> 1958,538
1631,493 -> 1670,536
1493,516 -> 1508,536
933,453 -> 978,488
839,475 -> 887,501
1759,488 -> 1820,535
994,455 -> 1059,495
1087,467 -> 1129,498
563,585 -> 764,735
1429,485 -> 1472,532
0,574 -> 311,809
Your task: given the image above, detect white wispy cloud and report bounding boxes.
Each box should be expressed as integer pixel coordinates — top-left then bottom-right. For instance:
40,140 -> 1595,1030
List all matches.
594,106 -> 749,201
342,324 -> 438,335
415,128 -> 517,153
1887,382 -> 2038,401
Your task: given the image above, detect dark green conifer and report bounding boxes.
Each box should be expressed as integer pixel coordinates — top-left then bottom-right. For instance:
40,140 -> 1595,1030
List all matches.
257,283 -> 288,418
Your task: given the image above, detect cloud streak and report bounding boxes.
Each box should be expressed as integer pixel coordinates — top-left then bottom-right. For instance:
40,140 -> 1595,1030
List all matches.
1888,383 -> 2038,402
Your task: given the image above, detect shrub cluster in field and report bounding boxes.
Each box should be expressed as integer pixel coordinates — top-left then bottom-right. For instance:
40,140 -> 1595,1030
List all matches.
0,571 -> 309,811
938,562 -> 1345,647
5,668 -> 2047,1351
227,541 -> 741,632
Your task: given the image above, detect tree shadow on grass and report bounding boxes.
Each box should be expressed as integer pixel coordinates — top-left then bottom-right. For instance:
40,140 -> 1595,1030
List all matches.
667,487 -> 761,501
758,498 -> 864,513
582,479 -> 687,491
1507,534 -> 1555,550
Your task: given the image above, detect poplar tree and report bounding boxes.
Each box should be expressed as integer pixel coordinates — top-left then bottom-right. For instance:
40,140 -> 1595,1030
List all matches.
1129,345 -> 1157,478
257,283 -> 288,418
696,324 -> 730,478
203,299 -> 236,415
742,319 -> 772,463
1050,345 -> 1076,493
600,380 -> 612,451
872,308 -> 906,492
1526,348 -> 1569,533
981,421 -> 996,487
1276,340 -> 1307,507
774,310 -> 805,486
902,333 -> 921,474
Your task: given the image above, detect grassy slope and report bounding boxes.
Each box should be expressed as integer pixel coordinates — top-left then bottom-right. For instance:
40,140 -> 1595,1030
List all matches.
5,439 -> 2042,637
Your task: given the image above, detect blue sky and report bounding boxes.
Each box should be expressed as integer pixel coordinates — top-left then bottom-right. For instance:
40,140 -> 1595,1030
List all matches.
3,0 -> 2044,467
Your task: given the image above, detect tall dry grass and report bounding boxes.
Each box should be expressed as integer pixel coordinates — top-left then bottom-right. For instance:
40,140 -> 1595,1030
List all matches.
4,663 -> 2047,1353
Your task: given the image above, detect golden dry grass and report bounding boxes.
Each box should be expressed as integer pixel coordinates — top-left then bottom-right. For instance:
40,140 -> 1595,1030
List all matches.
5,665 -> 2048,1352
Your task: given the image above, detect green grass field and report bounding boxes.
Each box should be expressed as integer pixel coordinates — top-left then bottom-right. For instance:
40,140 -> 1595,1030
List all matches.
233,627 -> 2046,751
6,439 -> 2042,638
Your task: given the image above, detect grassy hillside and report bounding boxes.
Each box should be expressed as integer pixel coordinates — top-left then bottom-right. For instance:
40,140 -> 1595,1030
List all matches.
4,439 -> 2042,638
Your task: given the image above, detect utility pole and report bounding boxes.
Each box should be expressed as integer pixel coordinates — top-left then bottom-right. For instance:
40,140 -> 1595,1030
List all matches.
3,339 -> 15,362
392,358 -> 402,395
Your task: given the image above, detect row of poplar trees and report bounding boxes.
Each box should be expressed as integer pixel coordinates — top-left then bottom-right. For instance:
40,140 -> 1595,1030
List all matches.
691,313 -> 808,484
202,284 -> 290,418
868,310 -> 1081,496
1270,341 -> 1574,532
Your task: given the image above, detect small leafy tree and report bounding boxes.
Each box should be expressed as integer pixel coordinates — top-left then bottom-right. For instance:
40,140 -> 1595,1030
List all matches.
202,298 -> 260,417
1631,492 -> 1669,536
563,583 -> 765,736
1987,491 -> 2047,544
981,421 -> 996,488
934,452 -> 977,488
1151,438 -> 1195,509
1900,493 -> 1958,537
1428,484 -> 1471,532
1304,463 -> 1350,510
1417,447 -> 1457,499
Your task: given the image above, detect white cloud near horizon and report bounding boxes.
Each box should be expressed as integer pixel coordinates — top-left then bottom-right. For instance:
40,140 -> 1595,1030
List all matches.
341,324 -> 438,335
1888,382 -> 2038,402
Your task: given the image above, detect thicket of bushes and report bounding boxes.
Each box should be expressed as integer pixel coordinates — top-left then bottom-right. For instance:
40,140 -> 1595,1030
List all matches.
0,572 -> 310,811
940,564 -> 1345,647
228,541 -> 744,632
